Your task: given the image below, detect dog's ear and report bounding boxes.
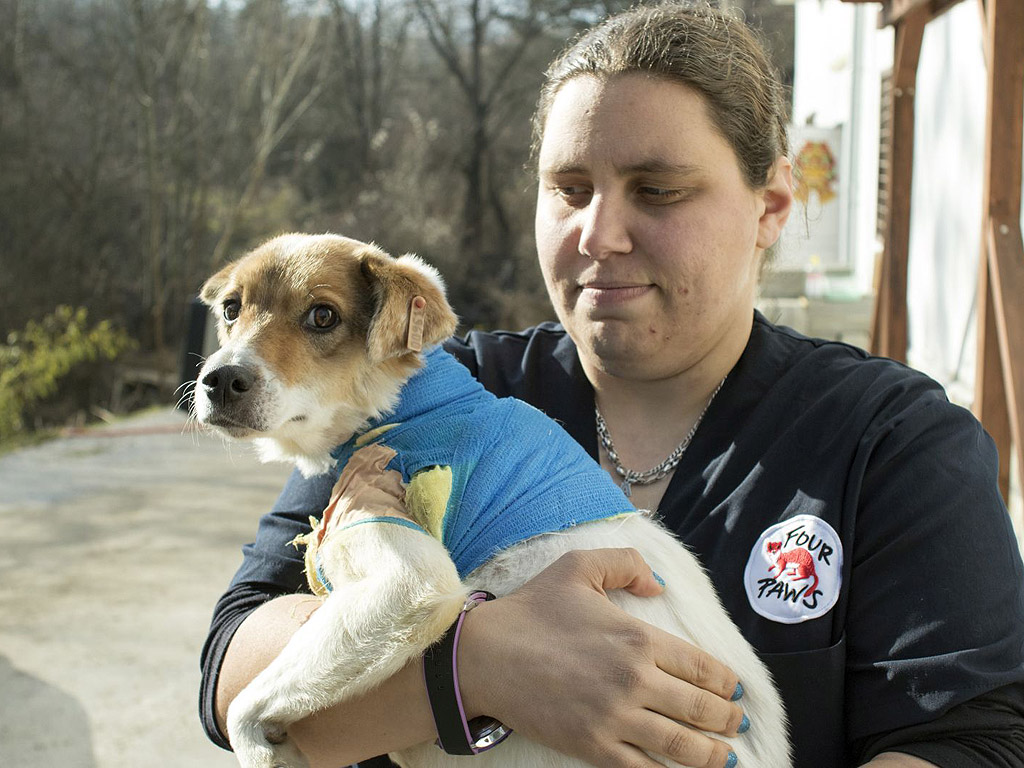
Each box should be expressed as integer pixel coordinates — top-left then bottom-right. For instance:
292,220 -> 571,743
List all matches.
360,251 -> 458,362
199,261 -> 237,306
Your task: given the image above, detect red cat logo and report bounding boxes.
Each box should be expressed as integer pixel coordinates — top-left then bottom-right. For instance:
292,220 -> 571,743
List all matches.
766,542 -> 819,599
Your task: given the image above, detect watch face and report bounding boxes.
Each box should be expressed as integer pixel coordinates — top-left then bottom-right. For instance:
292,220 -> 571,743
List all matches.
468,716 -> 511,750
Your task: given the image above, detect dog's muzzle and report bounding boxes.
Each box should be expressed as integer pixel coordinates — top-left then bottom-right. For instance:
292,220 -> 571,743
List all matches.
202,364 -> 254,407
196,362 -> 268,434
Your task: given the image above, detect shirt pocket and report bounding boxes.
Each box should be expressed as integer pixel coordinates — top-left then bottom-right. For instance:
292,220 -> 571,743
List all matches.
760,634 -> 848,768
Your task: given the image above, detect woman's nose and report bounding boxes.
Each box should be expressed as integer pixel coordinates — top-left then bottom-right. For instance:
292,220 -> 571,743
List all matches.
577,194 -> 632,259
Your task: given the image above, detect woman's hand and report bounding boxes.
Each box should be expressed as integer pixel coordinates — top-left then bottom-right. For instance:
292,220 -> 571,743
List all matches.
457,548 -> 746,768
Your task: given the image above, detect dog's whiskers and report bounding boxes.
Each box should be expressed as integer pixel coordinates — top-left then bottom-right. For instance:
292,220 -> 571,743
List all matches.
174,379 -> 212,448
175,380 -> 197,409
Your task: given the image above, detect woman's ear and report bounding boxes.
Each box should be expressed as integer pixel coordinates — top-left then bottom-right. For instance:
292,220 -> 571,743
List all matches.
756,157 -> 794,251
360,251 -> 459,362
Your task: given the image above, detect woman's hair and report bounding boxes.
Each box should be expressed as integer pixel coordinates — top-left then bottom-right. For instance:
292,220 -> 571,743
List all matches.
531,2 -> 790,190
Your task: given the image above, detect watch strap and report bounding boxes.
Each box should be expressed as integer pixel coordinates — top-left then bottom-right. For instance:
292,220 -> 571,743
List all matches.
423,590 -> 510,755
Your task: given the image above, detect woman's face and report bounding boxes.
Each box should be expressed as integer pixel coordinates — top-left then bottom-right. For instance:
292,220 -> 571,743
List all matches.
535,74 -> 790,382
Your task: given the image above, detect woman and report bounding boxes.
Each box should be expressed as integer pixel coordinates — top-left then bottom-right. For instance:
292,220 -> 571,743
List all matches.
200,4 -> 1024,767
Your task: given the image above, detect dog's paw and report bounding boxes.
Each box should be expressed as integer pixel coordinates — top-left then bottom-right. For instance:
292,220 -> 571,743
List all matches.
231,728 -> 310,768
228,704 -> 310,768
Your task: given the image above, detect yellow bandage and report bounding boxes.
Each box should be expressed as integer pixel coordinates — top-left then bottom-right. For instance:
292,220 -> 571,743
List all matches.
406,466 -> 454,541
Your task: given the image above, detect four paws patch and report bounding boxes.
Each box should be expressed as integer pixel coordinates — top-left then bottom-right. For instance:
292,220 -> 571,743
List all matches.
743,514 -> 843,624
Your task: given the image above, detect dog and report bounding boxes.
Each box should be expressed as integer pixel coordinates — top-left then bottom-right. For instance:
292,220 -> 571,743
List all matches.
194,233 -> 791,768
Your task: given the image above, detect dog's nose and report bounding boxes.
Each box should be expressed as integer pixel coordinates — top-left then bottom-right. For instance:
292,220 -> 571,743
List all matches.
201,365 -> 255,407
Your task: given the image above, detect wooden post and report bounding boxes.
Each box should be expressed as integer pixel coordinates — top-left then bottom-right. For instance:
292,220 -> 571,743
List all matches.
849,0 -> 1022,504
985,220 -> 1024,498
975,0 -> 1024,503
870,6 -> 928,362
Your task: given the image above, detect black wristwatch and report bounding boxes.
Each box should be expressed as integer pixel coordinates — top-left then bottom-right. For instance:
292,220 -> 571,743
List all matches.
423,590 -> 512,755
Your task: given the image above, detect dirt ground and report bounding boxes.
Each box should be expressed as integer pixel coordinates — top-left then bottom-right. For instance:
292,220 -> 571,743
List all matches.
0,408 -> 292,768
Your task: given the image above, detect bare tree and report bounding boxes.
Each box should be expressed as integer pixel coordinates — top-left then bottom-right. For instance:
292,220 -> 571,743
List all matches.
407,0 -> 610,324
0,0 -> 601,366
208,0 -> 332,270
328,0 -> 411,177
412,0 -> 541,260
126,0 -> 212,349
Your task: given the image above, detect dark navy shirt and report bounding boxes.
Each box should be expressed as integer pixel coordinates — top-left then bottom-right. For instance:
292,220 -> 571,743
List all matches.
200,313 -> 1024,767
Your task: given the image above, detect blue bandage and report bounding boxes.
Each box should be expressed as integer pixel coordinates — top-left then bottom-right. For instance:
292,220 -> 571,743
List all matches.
330,347 -> 635,578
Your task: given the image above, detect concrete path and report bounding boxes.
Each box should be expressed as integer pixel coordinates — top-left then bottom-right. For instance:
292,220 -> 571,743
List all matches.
0,409 -> 292,768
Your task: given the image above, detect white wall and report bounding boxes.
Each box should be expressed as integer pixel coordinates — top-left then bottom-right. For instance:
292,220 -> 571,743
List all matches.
906,1 -> 988,400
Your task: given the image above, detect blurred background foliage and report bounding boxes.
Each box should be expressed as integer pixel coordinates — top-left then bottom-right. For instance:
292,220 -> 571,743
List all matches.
0,306 -> 135,440
0,0 -> 606,348
0,0 -> 792,438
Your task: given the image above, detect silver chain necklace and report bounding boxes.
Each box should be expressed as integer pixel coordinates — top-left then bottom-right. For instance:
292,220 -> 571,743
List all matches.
595,376 -> 726,498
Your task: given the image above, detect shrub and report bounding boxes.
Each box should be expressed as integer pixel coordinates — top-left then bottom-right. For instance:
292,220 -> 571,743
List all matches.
0,306 -> 135,441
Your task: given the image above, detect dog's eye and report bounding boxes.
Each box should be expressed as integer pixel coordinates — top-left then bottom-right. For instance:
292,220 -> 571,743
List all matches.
222,300 -> 241,325
305,304 -> 339,331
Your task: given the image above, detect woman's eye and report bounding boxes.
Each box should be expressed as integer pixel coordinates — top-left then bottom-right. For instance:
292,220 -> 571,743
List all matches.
553,185 -> 591,205
636,185 -> 693,204
222,300 -> 241,324
637,186 -> 681,202
305,305 -> 339,331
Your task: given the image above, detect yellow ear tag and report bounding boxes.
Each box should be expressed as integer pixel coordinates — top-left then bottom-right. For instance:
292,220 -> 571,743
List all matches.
407,296 -> 426,352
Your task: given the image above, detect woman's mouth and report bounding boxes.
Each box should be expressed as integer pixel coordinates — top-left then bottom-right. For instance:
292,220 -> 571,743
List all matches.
579,283 -> 654,307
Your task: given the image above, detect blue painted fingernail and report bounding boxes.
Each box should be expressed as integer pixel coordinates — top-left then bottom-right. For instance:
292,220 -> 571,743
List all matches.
725,751 -> 738,768
731,682 -> 744,701
737,714 -> 750,734
652,570 -> 666,587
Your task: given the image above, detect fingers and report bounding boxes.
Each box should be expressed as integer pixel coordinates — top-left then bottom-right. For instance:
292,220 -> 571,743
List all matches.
648,675 -> 747,737
649,624 -> 744,713
588,711 -> 738,768
605,625 -> 745,738
624,712 -> 737,768
554,547 -> 666,598
590,742 -> 680,768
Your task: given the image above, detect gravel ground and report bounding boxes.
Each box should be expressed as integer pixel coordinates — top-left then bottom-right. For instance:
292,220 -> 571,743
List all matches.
0,408 -> 292,768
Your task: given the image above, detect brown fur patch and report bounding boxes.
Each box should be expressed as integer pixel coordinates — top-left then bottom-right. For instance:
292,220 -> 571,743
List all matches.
199,233 -> 456,403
